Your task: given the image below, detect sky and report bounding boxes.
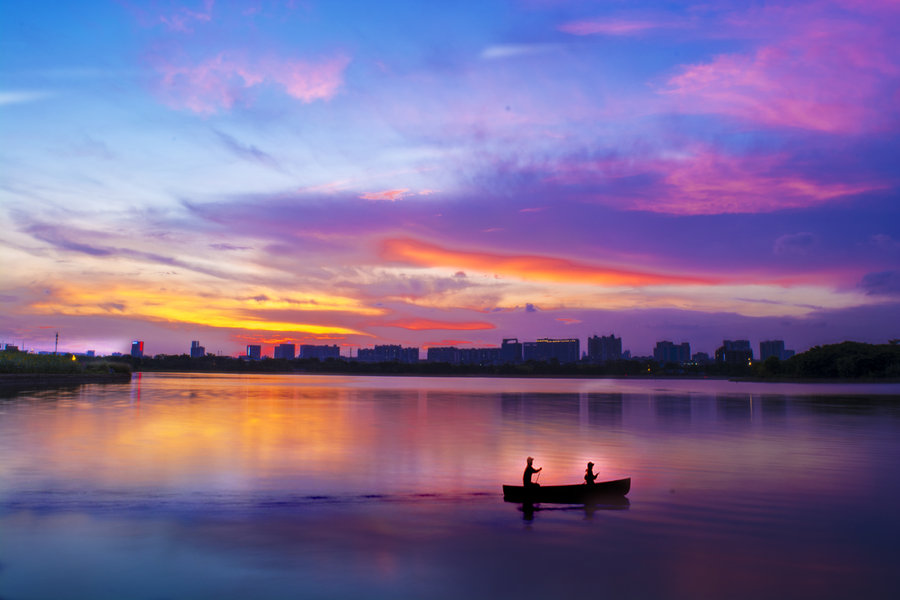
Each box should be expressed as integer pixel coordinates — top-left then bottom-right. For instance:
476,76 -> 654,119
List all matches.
1,0 -> 899,358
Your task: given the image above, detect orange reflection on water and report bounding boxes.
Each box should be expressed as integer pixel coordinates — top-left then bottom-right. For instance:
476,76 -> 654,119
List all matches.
2,374 -> 889,501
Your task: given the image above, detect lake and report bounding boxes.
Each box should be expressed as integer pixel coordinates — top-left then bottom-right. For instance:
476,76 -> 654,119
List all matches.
2,373 -> 899,599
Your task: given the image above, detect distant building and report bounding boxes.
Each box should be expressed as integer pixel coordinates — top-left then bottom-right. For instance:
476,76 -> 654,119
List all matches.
85,350 -> 95,357
357,345 -> 419,363
691,352 -> 711,364
299,344 -> 339,360
653,341 -> 691,364
246,344 -> 261,360
190,340 -> 205,358
3,344 -> 20,352
500,338 -> 522,363
459,347 -> 500,366
760,340 -> 794,361
427,347 -> 460,363
426,346 -> 500,365
131,340 -> 144,358
274,343 -> 296,359
587,334 -> 622,362
716,340 -> 753,365
523,338 -> 580,364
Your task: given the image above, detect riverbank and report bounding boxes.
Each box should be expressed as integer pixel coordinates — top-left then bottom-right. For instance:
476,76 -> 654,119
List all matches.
1,351 -> 133,390
132,369 -> 900,384
0,372 -> 133,389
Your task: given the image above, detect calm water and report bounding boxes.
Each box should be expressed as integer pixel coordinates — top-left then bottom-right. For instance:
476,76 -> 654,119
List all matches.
2,373 -> 900,599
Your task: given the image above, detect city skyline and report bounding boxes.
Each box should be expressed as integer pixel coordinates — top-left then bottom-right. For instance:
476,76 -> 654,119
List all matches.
10,331 -> 800,363
2,1 -> 899,357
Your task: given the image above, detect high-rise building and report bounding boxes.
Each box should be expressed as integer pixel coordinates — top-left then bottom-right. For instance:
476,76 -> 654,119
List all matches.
523,338 -> 580,363
274,343 -> 296,359
246,345 -> 261,360
691,352 -> 711,364
190,340 -> 205,358
587,334 -> 622,362
299,344 -> 340,360
427,347 -> 460,363
426,346 -> 500,365
500,338 -> 523,363
459,347 -> 500,365
131,340 -> 144,358
653,341 -> 691,364
716,340 -> 753,365
760,340 -> 794,361
357,345 -> 419,363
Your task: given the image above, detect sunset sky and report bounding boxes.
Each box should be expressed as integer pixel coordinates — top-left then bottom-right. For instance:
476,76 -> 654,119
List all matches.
1,0 -> 899,357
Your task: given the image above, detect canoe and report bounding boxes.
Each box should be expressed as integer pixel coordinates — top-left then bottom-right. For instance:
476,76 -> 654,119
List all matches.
502,477 -> 631,504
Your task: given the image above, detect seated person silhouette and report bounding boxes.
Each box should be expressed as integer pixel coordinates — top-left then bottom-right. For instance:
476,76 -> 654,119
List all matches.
584,461 -> 598,485
523,456 -> 542,487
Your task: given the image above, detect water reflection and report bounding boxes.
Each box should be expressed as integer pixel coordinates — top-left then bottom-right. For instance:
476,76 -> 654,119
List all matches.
1,374 -> 899,600
655,394 -> 693,423
520,496 -> 631,521
760,394 -> 788,419
585,393 -> 623,427
716,394 -> 753,423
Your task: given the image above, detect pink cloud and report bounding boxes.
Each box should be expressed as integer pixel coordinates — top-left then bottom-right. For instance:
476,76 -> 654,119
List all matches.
159,0 -> 215,32
154,53 -> 350,114
558,18 -> 662,36
644,150 -> 881,214
662,23 -> 899,133
555,317 -> 582,325
552,148 -> 885,215
359,189 -> 411,201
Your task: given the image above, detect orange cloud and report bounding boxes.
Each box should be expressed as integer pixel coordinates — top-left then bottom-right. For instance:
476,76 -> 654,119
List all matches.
30,284 -> 371,337
230,333 -> 350,347
379,319 -> 496,331
425,339 -> 476,347
381,238 -> 715,286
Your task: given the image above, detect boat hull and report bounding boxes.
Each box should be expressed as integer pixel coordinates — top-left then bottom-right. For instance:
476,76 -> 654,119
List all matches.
502,478 -> 631,504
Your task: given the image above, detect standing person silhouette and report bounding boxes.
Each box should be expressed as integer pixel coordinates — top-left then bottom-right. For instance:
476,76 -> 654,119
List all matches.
523,456 -> 542,487
584,461 -> 598,485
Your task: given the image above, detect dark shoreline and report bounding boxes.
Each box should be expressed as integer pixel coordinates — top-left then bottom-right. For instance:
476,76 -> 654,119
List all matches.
0,372 -> 133,389
2,371 -> 898,390
134,370 -> 900,384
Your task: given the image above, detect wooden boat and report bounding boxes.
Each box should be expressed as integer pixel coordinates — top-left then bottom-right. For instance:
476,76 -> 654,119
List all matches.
502,477 -> 631,504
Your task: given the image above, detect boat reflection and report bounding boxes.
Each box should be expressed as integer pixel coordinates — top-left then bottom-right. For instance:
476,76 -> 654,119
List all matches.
520,496 -> 630,521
